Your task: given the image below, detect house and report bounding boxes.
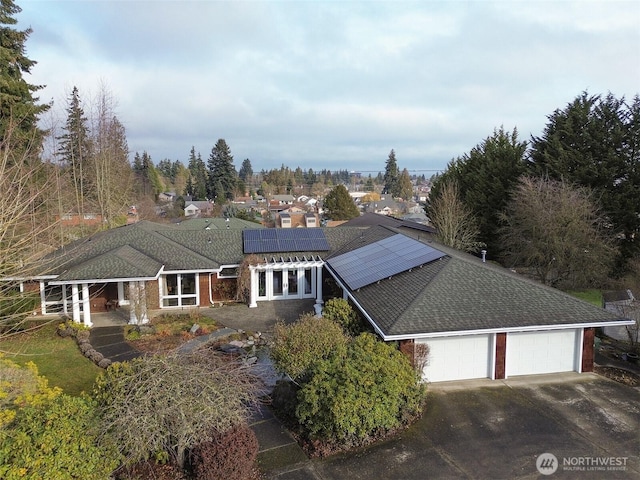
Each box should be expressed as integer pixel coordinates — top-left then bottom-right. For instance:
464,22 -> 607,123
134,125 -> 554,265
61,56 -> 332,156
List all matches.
271,195 -> 295,205
326,222 -> 633,382
19,215 -> 632,383
57,212 -> 104,227
158,192 -> 177,203
184,201 -> 214,217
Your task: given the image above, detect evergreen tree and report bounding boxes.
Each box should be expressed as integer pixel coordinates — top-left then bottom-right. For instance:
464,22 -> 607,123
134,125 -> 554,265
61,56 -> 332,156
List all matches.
529,92 -> 640,268
323,184 -> 360,220
207,139 -> 237,202
383,149 -> 399,195
238,158 -> 253,182
187,147 -> 207,200
57,86 -> 93,215
364,176 -> 375,192
0,0 -> 49,148
397,168 -> 413,200
430,126 -> 528,256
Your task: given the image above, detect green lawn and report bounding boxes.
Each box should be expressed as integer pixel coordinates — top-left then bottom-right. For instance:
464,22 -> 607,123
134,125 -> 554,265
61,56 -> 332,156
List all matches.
1,320 -> 102,396
566,289 -> 603,307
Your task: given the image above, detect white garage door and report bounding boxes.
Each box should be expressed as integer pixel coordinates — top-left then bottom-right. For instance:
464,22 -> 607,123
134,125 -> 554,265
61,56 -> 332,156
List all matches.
506,329 -> 579,377
419,334 -> 492,382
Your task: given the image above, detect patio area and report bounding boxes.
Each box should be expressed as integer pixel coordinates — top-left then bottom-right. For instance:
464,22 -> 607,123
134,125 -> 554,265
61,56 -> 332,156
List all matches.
90,299 -> 317,337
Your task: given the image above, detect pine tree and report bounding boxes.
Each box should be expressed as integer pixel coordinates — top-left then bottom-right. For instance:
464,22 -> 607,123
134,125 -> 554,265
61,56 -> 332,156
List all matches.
186,147 -> 207,200
383,149 -> 399,196
238,158 -> 253,182
57,86 -> 93,217
0,0 -> 48,148
397,168 -> 413,200
324,184 -> 360,220
207,138 -> 237,202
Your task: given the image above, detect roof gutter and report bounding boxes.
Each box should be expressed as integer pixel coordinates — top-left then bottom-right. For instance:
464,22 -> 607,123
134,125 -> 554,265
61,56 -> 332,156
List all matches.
47,266 -> 164,285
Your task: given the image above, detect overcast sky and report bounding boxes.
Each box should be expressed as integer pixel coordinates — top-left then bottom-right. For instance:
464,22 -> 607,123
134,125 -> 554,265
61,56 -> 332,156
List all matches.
18,0 -> 640,174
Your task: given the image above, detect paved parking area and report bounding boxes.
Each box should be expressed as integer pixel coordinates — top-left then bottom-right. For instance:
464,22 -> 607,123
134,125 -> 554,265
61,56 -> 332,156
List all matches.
266,374 -> 639,479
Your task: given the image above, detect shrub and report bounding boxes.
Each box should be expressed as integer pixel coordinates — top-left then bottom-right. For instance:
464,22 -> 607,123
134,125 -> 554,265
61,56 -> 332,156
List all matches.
321,298 -> 366,336
270,314 -> 348,382
79,342 -> 93,354
296,333 -> 426,446
0,360 -> 120,479
189,424 -> 259,480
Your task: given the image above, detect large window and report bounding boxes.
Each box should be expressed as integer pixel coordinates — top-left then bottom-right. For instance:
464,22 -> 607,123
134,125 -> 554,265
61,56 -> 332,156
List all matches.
161,273 -> 198,307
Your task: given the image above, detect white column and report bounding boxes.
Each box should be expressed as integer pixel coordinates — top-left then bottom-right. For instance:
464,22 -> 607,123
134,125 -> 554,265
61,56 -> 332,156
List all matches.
39,281 -> 47,315
81,283 -> 92,327
315,265 -> 323,305
62,285 -> 69,316
249,266 -> 258,308
129,281 -> 149,324
71,284 -> 81,323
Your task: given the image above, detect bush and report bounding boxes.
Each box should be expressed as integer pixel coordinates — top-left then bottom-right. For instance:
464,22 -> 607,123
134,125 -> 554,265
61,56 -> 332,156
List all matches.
321,298 -> 366,336
0,361 -> 120,479
296,333 -> 426,447
270,314 -> 348,382
189,424 -> 259,480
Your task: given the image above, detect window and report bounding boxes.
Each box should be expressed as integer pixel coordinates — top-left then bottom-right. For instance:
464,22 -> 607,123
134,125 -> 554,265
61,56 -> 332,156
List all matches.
161,273 -> 198,308
218,267 -> 239,279
304,268 -> 313,295
258,271 -> 266,297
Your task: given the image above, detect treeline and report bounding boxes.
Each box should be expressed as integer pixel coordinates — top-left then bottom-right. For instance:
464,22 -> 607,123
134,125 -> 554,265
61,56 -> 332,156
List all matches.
428,92 -> 640,286
133,147 -> 429,203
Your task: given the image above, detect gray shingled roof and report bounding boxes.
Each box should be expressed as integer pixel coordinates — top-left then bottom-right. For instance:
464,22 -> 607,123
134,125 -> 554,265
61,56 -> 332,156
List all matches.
330,230 -> 628,338
43,221 -> 366,282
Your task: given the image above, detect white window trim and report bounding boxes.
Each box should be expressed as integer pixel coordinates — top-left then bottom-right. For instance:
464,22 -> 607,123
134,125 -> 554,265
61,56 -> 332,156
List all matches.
159,273 -> 199,308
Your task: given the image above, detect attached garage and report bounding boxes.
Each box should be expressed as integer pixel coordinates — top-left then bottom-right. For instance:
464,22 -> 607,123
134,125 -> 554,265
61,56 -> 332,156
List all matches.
506,329 -> 581,377
419,334 -> 493,382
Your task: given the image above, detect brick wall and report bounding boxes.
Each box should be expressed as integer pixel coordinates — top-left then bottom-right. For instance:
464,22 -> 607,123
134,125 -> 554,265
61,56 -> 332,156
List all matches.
495,333 -> 506,379
581,327 -> 595,372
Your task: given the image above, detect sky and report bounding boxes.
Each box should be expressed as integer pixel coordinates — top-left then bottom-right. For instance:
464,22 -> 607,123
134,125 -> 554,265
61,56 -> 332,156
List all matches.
17,0 -> 640,174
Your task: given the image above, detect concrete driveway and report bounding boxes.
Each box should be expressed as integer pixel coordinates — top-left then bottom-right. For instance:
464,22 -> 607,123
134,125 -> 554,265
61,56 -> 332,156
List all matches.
267,374 -> 639,479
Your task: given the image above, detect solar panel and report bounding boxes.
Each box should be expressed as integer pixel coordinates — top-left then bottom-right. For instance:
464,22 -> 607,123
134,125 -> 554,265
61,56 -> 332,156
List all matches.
327,234 -> 446,290
243,228 -> 330,254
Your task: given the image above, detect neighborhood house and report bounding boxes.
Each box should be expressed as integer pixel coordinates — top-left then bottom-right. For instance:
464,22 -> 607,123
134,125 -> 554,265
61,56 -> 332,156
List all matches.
19,214 -> 633,382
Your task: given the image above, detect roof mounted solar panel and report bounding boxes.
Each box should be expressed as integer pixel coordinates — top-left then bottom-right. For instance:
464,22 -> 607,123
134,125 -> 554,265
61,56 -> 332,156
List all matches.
243,228 -> 330,254
327,234 -> 446,290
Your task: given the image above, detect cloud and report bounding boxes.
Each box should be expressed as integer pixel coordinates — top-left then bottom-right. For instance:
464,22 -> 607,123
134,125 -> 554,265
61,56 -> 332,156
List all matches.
17,0 -> 640,173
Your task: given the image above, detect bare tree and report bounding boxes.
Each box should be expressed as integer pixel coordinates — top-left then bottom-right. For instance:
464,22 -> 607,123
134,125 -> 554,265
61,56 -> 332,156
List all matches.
0,121 -> 59,338
94,350 -> 263,470
428,181 -> 485,253
91,83 -> 133,229
499,176 -> 617,288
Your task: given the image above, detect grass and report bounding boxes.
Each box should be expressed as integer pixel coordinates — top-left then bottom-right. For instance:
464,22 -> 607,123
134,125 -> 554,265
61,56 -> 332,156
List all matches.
566,289 -> 603,307
0,320 -> 102,396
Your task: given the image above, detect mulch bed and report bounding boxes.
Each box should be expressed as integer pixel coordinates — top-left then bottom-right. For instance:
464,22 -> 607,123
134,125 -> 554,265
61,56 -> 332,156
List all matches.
594,366 -> 640,386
